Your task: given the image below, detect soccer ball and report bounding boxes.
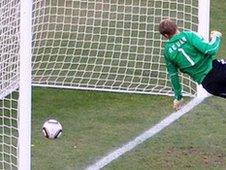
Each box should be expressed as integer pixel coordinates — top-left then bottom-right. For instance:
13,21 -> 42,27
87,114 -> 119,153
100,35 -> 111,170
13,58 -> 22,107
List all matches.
42,119 -> 63,139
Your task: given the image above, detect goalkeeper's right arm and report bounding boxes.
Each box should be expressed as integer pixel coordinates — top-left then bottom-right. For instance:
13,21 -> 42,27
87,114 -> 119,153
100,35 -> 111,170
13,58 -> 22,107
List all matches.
210,30 -> 222,39
189,31 -> 222,56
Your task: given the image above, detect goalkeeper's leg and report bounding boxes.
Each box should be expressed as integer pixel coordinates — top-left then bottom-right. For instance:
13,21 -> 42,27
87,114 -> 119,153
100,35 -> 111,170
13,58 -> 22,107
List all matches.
201,59 -> 226,98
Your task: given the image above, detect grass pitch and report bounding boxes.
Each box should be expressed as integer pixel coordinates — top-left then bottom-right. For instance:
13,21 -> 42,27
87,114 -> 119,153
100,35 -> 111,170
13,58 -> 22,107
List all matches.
32,88 -> 173,169
32,0 -> 226,169
105,97 -> 226,170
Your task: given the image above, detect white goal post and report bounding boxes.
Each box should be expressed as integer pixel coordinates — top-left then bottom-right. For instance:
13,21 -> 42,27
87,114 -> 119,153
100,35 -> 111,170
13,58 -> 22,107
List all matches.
197,0 -> 211,98
18,0 -> 32,169
0,0 -> 32,169
0,0 -> 210,169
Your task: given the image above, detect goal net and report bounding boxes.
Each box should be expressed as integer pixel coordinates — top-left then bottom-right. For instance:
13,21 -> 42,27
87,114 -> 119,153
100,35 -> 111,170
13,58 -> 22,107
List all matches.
0,0 -> 20,169
0,0 -> 209,169
0,0 -> 31,169
32,0 -> 203,97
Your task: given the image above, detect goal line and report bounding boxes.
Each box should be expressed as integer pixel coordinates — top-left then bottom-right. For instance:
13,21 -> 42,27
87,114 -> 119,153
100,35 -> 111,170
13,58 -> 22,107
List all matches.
86,96 -> 206,170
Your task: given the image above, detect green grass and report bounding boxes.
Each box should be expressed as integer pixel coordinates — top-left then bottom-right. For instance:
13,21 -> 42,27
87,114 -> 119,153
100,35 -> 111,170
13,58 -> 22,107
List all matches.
105,97 -> 226,170
32,88 -> 173,169
31,0 -> 226,169
210,0 -> 226,58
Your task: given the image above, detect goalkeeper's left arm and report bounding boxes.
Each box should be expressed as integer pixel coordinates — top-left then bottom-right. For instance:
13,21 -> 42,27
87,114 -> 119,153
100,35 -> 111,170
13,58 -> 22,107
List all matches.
165,55 -> 184,110
170,73 -> 184,110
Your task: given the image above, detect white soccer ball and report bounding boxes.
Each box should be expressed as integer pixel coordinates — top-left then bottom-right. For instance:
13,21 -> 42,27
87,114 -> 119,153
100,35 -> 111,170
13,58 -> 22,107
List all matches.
42,119 -> 63,139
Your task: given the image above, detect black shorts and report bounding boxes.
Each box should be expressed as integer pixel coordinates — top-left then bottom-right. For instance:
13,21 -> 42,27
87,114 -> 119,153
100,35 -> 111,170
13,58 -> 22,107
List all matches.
201,59 -> 226,98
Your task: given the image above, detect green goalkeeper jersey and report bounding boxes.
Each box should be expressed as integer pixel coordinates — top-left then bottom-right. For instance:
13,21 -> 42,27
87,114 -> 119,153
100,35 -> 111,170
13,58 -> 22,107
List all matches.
163,31 -> 222,100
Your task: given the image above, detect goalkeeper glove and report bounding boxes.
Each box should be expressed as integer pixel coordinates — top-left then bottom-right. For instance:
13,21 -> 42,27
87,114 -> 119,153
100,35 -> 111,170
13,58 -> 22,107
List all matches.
173,98 -> 184,110
210,30 -> 222,39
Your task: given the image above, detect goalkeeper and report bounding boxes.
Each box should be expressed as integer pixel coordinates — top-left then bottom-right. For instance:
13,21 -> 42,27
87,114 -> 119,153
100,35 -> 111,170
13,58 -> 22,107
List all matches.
159,18 -> 226,110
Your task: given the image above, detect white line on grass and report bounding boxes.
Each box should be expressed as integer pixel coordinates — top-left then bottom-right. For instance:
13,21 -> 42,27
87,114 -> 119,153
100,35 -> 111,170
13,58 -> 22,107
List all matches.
86,96 -> 206,170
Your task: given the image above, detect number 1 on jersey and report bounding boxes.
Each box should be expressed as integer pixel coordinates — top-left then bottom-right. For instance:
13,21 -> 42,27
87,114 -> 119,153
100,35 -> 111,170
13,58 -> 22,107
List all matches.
178,48 -> 195,66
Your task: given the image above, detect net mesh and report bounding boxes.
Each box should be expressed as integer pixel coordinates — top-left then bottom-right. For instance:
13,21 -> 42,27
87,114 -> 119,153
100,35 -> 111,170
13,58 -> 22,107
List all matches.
0,0 -> 20,169
0,0 -> 203,168
32,0 -> 198,96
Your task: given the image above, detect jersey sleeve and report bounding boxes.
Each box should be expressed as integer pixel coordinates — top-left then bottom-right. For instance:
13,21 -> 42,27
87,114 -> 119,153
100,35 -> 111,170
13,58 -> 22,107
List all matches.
164,52 -> 183,100
187,31 -> 221,57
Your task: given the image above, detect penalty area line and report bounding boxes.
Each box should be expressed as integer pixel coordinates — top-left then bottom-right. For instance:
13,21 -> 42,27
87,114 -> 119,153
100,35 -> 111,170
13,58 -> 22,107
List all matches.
86,96 -> 206,170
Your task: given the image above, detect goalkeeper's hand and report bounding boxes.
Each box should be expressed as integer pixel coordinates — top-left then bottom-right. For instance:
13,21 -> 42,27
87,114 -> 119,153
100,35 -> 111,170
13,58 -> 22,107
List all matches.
210,30 -> 222,39
173,98 -> 184,110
